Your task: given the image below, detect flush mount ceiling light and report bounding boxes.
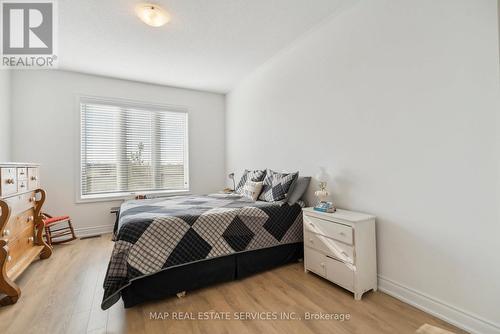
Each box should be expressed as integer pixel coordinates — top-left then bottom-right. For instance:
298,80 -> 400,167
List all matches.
135,3 -> 170,27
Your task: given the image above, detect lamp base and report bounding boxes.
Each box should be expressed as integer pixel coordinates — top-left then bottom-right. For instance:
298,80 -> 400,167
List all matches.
314,190 -> 329,202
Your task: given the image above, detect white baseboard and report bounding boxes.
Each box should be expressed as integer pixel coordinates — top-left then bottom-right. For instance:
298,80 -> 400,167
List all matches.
75,224 -> 114,238
378,275 -> 500,334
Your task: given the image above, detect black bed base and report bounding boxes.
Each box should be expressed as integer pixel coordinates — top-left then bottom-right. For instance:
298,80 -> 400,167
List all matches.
121,242 -> 304,308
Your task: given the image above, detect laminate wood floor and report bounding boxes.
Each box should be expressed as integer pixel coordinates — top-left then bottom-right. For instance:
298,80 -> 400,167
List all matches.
0,235 -> 467,334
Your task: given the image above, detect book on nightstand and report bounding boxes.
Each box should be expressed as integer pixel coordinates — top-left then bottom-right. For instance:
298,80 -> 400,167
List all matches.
313,201 -> 336,213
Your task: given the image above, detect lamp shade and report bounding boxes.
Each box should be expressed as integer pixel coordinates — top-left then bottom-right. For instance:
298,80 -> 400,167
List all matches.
316,167 -> 329,182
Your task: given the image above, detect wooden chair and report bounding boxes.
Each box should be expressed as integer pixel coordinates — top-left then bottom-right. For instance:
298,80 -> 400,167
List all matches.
41,213 -> 77,246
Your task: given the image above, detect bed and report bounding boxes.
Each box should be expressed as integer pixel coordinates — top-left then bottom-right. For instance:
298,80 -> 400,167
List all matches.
101,194 -> 304,309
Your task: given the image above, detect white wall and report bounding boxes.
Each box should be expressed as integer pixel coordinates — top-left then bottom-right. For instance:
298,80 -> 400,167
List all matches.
226,1 -> 500,333
0,70 -> 11,161
11,70 -> 225,236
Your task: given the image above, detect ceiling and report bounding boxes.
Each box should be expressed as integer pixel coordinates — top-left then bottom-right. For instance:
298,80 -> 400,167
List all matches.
58,0 -> 348,93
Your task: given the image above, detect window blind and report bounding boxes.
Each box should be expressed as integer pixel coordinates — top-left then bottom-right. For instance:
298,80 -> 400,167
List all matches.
80,99 -> 188,199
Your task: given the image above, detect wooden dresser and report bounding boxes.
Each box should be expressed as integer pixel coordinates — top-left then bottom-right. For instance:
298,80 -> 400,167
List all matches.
0,163 -> 52,305
303,207 -> 377,300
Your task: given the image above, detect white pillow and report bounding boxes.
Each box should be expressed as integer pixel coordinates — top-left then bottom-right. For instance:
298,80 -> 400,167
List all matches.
240,181 -> 263,201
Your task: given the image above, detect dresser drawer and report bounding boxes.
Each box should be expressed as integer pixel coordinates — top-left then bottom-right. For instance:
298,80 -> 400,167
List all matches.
4,192 -> 37,216
2,208 -> 35,241
1,167 -> 18,197
18,179 -> 28,193
304,214 -> 353,245
304,247 -> 327,277
27,168 -> 40,190
305,231 -> 354,264
17,168 -> 27,180
5,225 -> 36,273
326,256 -> 354,291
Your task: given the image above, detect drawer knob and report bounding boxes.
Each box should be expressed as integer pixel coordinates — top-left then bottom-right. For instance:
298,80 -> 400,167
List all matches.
339,232 -> 346,236
320,262 -> 325,267
309,238 -> 314,243
6,178 -> 15,184
7,255 -> 12,262
20,183 -> 25,188
2,229 -> 10,237
28,236 -> 34,242
31,176 -> 38,181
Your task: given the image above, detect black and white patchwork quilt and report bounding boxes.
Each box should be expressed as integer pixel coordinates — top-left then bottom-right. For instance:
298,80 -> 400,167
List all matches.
101,194 -> 304,309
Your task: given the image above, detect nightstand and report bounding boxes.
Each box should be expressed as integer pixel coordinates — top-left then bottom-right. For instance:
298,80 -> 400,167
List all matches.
302,207 -> 377,300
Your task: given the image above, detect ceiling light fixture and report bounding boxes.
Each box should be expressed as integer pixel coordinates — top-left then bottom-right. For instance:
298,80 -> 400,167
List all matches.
135,3 -> 170,27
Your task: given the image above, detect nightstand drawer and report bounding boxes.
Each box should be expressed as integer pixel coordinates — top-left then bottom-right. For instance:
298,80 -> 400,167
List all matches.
304,214 -> 353,245
304,247 -> 327,277
305,231 -> 354,264
326,256 -> 354,291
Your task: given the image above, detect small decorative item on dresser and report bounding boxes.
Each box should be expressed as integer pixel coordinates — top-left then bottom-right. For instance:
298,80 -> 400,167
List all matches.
0,163 -> 52,305
302,207 -> 377,300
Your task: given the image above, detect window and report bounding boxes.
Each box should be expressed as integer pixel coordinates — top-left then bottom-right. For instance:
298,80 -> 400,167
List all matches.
79,98 -> 189,200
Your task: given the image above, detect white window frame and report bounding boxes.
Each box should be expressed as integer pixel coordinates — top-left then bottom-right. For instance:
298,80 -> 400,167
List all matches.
75,95 -> 190,203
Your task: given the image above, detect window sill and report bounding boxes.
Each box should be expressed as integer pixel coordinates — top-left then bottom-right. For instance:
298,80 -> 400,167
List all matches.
76,189 -> 191,204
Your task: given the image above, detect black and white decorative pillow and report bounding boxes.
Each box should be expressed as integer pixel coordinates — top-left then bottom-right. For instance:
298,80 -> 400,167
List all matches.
258,169 -> 299,202
235,169 -> 266,193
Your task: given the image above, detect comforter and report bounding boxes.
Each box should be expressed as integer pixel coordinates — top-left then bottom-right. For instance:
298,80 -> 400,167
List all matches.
101,194 -> 303,309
